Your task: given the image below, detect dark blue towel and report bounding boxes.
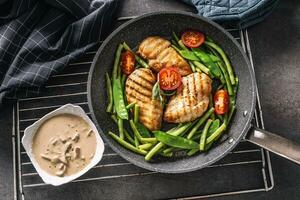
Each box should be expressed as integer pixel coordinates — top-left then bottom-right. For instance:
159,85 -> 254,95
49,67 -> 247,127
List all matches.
0,0 -> 118,104
181,0 -> 279,28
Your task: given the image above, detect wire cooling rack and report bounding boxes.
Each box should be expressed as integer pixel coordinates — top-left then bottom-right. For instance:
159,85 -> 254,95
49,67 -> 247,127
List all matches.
12,17 -> 274,200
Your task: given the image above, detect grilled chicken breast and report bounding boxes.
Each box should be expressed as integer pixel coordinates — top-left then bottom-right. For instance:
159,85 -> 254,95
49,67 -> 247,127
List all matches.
137,36 -> 192,76
164,72 -> 212,123
125,68 -> 163,130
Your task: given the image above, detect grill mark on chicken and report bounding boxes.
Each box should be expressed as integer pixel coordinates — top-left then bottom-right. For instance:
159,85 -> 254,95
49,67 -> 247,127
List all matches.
138,37 -> 192,76
125,68 -> 163,130
164,72 -> 212,123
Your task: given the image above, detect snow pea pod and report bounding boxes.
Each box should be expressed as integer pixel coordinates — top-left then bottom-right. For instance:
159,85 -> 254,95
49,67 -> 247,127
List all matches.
113,78 -> 128,120
192,48 -> 221,77
135,122 -> 151,138
105,73 -> 113,113
153,131 -> 199,149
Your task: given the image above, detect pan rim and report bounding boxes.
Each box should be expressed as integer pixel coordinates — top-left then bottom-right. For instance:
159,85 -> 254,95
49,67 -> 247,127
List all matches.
87,11 -> 257,173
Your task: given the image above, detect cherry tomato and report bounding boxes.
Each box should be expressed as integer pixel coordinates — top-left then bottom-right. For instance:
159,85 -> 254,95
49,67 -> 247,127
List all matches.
158,67 -> 182,91
121,50 -> 135,75
181,30 -> 205,48
214,89 -> 229,115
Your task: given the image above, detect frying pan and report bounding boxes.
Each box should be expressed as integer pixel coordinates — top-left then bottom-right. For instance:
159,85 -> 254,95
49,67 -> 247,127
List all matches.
87,11 -> 300,173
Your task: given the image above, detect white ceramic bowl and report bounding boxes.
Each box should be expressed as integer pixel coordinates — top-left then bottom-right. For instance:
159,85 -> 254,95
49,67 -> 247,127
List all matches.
21,104 -> 105,186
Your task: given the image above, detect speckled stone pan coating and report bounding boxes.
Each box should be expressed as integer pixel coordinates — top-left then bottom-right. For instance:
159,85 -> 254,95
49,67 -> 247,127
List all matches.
87,11 -> 256,173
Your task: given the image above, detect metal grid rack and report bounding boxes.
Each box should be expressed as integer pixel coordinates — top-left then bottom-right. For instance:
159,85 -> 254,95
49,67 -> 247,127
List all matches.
13,17 -> 274,200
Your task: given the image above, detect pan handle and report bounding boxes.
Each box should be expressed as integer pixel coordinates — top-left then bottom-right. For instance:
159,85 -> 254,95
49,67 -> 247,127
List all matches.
246,126 -> 300,165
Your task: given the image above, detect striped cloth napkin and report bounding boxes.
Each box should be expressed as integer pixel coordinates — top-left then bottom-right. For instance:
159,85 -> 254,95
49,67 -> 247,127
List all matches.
0,0 -> 118,104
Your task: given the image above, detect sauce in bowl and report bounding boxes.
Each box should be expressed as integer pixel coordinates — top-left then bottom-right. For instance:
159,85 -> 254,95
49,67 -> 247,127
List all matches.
32,114 -> 96,177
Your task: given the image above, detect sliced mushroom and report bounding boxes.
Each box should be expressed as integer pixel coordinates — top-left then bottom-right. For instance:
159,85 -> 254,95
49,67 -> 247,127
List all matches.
73,147 -> 81,159
72,133 -> 80,142
86,129 -> 93,137
55,164 -> 66,177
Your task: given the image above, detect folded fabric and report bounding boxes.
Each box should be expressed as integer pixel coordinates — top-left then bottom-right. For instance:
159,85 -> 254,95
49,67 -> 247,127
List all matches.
0,0 -> 118,104
181,0 -> 279,28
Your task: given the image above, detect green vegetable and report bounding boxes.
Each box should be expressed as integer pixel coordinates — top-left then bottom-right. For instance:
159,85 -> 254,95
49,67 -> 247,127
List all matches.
187,148 -> 199,156
111,115 -> 134,144
123,42 -> 149,68
135,122 -> 151,138
192,61 -> 210,75
209,94 -> 215,120
188,61 -> 196,72
172,45 -> 199,61
159,151 -> 173,157
208,119 -> 220,137
134,104 -> 139,124
206,123 -> 227,144
113,78 -> 128,119
140,137 -> 157,143
117,118 -> 124,139
139,143 -> 154,150
121,74 -> 127,88
192,48 -> 221,77
134,135 -> 139,147
178,40 -> 188,50
200,119 -> 212,151
109,132 -> 147,155
217,61 -> 233,96
112,44 -> 123,81
163,147 -> 179,154
205,41 -> 236,85
172,31 -> 180,42
129,120 -> 143,142
154,131 -> 199,149
227,105 -> 236,125
105,73 -> 113,113
126,102 -> 136,110
187,107 -> 215,139
145,123 -> 191,161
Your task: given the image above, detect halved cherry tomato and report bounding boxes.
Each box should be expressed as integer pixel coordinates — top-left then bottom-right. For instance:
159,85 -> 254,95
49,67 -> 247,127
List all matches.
121,50 -> 135,75
214,89 -> 229,115
158,67 -> 182,91
181,30 -> 205,48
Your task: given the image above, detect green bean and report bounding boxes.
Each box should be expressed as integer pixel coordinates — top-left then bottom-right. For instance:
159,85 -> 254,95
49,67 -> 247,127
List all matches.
172,46 -> 199,61
139,143 -> 154,150
187,107 -> 215,139
121,74 -> 127,88
113,44 -> 123,81
126,102 -> 136,110
105,73 -> 113,113
192,48 -> 221,77
111,115 -> 134,144
172,31 -> 180,42
159,151 -> 173,157
134,104 -> 139,124
192,61 -> 210,75
129,119 -> 143,141
163,147 -> 178,154
134,135 -> 139,147
124,130 -> 135,145
228,105 -> 236,124
187,148 -> 199,156
109,132 -> 147,155
123,42 -> 149,68
188,61 -> 196,72
209,94 -> 215,120
206,123 -> 226,144
200,119 -> 212,151
208,119 -> 220,137
217,61 -> 233,96
145,123 -> 191,161
117,118 -> 124,139
178,40 -> 188,50
205,41 -> 236,85
140,137 -> 157,143
113,78 -> 128,119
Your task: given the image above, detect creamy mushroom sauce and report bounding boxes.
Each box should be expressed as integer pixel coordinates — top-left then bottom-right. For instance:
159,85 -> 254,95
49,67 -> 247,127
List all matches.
32,114 -> 96,177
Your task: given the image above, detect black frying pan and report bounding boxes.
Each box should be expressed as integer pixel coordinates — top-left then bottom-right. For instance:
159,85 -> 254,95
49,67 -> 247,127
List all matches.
88,11 -> 300,173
